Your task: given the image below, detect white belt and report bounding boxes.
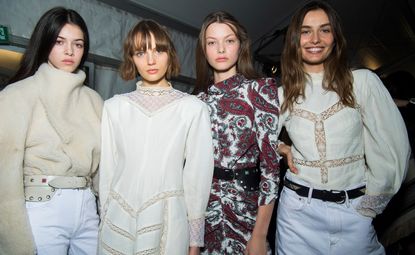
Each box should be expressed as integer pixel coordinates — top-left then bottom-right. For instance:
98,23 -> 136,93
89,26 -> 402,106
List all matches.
24,175 -> 91,202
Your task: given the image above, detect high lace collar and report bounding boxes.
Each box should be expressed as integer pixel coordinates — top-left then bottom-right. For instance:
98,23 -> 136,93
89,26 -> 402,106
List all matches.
208,73 -> 245,95
136,80 -> 174,96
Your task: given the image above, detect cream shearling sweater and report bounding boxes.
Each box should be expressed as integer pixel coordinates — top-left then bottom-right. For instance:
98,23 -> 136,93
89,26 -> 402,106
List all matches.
0,63 -> 103,255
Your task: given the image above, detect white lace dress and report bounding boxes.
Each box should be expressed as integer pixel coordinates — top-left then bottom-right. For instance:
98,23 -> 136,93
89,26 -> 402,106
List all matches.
98,82 -> 214,255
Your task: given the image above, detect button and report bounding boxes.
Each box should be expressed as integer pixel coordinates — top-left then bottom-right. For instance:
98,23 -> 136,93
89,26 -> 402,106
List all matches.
29,196 -> 34,200
46,195 -> 50,199
38,197 -> 42,201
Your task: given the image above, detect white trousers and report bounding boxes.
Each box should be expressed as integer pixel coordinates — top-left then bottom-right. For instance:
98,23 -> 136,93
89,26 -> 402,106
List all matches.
276,183 -> 385,255
26,188 -> 99,255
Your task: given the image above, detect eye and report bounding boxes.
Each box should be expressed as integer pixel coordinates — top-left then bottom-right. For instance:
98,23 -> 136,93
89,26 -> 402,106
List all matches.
321,28 -> 331,33
135,51 -> 145,57
75,43 -> 84,49
55,39 -> 64,45
207,41 -> 216,46
301,30 -> 311,35
226,39 -> 236,44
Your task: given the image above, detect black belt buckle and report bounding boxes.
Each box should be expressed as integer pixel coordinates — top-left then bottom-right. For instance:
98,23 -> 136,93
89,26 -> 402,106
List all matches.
323,189 -> 346,203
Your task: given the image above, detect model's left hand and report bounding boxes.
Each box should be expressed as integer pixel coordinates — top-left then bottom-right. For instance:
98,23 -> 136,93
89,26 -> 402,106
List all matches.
189,246 -> 200,255
245,235 -> 267,255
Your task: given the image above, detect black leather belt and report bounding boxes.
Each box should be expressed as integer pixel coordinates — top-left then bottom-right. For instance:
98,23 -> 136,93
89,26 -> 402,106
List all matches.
284,178 -> 365,203
213,167 -> 260,191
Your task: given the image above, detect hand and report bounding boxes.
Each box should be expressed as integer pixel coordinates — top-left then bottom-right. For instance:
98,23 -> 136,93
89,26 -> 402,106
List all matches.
277,143 -> 298,174
189,246 -> 200,255
245,235 -> 267,255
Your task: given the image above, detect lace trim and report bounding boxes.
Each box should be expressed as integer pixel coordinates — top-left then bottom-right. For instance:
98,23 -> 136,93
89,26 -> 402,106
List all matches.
104,218 -> 135,240
102,241 -> 126,255
355,194 -> 392,217
189,217 -> 205,247
135,248 -> 158,255
136,224 -> 162,236
123,88 -> 187,113
291,102 -> 349,183
293,155 -> 364,168
109,191 -> 136,217
159,200 -> 168,255
137,190 -> 184,215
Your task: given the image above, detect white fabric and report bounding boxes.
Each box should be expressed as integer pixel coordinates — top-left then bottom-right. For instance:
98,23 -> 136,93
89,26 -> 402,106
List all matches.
26,188 -> 99,255
278,69 -> 410,217
276,181 -> 385,255
0,63 -> 103,255
98,83 -> 214,254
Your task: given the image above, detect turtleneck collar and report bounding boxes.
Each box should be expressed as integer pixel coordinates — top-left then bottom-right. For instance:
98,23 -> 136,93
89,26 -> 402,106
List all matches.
208,73 -> 245,94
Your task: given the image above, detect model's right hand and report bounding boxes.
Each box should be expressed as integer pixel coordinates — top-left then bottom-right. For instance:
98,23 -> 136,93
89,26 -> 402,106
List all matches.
277,144 -> 298,174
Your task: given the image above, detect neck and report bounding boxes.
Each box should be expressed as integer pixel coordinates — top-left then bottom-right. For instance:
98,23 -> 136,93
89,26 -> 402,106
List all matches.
303,63 -> 325,74
141,78 -> 170,88
213,67 -> 237,84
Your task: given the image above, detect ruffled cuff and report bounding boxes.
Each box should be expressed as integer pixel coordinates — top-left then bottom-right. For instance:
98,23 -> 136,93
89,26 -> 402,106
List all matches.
355,194 -> 393,218
189,217 -> 205,247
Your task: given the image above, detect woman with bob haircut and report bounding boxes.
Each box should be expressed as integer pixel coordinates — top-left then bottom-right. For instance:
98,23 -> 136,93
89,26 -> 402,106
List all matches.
98,19 -> 214,255
0,7 -> 103,255
194,11 -> 280,255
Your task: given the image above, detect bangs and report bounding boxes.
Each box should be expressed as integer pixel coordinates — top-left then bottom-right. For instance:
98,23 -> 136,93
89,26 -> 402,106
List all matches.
133,29 -> 170,52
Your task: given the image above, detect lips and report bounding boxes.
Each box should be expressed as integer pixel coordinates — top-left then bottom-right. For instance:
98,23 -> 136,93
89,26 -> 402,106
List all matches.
147,69 -> 158,74
305,47 -> 324,53
215,57 -> 228,62
62,59 -> 74,64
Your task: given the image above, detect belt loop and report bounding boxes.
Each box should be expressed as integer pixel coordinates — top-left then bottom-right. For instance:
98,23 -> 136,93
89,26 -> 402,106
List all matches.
344,190 -> 350,207
307,186 -> 313,204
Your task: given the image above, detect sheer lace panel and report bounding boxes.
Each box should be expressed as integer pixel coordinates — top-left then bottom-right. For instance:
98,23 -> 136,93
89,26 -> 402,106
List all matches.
355,194 -> 392,218
124,87 -> 187,113
189,217 -> 205,247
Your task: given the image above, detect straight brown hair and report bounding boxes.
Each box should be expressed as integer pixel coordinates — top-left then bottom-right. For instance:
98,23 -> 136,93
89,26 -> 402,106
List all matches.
194,11 -> 258,94
281,0 -> 355,113
120,19 -> 180,81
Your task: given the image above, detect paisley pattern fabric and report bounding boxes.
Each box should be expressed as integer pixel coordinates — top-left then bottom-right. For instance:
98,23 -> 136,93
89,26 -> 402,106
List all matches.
198,74 -> 280,254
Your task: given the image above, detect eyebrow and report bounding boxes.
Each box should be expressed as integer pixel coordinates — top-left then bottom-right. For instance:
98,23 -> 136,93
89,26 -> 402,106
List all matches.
206,34 -> 237,39
57,35 -> 84,42
301,23 -> 331,29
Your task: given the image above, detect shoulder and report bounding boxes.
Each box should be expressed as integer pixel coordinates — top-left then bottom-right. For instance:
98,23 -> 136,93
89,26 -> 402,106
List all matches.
352,68 -> 384,93
244,77 -> 277,87
179,92 -> 207,109
81,86 -> 104,105
0,76 -> 38,105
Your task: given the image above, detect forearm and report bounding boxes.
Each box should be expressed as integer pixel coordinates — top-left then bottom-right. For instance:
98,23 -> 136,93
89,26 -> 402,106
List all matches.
252,200 -> 275,238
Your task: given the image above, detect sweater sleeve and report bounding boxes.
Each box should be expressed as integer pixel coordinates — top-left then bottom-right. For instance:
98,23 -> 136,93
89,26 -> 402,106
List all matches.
182,100 -> 214,247
250,78 -> 281,206
99,101 -> 118,214
355,70 -> 411,217
0,86 -> 36,254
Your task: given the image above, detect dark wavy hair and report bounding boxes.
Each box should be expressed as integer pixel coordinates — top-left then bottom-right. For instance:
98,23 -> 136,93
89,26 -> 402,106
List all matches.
194,11 -> 258,94
8,7 -> 89,85
119,19 -> 180,81
281,0 -> 355,113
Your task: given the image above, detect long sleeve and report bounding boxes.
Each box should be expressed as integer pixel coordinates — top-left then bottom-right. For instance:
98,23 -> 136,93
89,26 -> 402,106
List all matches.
250,78 -> 281,206
182,101 -> 214,247
355,70 -> 411,217
99,102 -> 118,214
0,87 -> 36,254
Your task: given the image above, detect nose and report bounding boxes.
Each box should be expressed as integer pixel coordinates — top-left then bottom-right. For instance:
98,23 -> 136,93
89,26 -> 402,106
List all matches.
65,44 -> 74,56
311,32 -> 320,44
147,51 -> 155,65
217,42 -> 225,54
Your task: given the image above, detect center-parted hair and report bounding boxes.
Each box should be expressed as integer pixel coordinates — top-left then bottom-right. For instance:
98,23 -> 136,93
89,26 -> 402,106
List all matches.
8,7 -> 89,85
120,19 -> 180,81
194,11 -> 258,94
281,0 -> 355,113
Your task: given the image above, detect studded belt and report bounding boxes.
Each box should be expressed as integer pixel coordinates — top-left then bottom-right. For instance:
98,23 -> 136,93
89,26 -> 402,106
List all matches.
24,175 -> 91,202
213,167 -> 261,191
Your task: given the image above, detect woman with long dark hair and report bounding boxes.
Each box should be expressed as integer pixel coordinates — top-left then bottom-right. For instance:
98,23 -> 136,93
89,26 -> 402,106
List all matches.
0,7 -> 102,254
